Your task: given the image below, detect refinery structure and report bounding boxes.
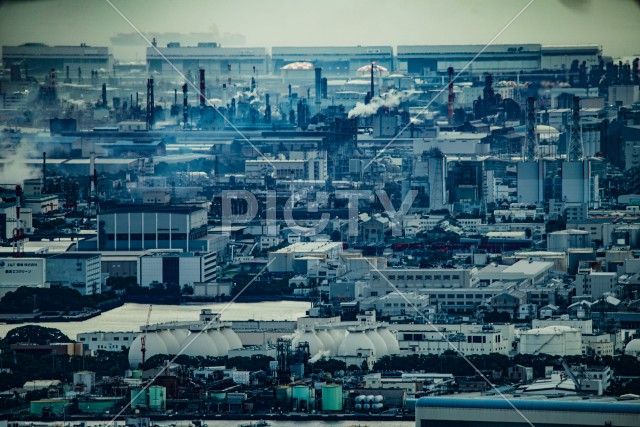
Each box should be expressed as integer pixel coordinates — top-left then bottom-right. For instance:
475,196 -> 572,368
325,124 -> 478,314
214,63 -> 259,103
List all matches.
2,2 -> 640,425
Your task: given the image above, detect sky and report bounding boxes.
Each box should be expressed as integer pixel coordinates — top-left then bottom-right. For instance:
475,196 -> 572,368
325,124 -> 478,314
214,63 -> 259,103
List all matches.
0,0 -> 639,61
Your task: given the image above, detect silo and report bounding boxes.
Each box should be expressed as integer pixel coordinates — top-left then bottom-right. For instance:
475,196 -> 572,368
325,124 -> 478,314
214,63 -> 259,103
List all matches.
321,384 -> 343,411
148,385 -> 166,412
130,388 -> 148,409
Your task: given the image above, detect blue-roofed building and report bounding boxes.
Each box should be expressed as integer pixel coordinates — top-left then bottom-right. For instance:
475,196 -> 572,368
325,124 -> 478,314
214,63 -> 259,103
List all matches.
415,396 -> 640,427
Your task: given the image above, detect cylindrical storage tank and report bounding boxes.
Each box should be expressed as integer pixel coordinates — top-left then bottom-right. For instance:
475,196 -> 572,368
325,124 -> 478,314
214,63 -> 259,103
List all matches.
275,385 -> 292,404
378,328 -> 400,354
293,329 -> 324,356
355,403 -> 362,410
158,330 -> 181,355
519,326 -> 582,356
547,229 -> 591,252
374,395 -> 384,403
128,333 -> 168,368
316,330 -> 337,354
321,384 -> 343,412
366,329 -> 388,357
337,330 -> 375,356
130,388 -> 148,409
73,371 -> 95,393
292,385 -> 311,410
220,327 -> 243,350
207,329 -> 230,356
131,369 -> 142,379
363,403 -> 371,410
180,332 -> 220,357
209,392 -> 226,402
355,395 -> 366,403
367,394 -> 375,403
148,385 -> 166,412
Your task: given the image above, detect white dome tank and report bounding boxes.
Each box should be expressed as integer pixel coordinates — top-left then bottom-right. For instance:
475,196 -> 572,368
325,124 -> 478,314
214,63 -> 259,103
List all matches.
337,330 -> 375,356
378,328 -> 400,354
220,327 -> 243,350
292,329 -> 324,356
207,329 -> 230,356
171,328 -> 189,344
316,329 -> 337,354
180,332 -> 220,357
158,330 -> 181,355
128,332 -> 168,368
366,329 -> 389,357
330,329 -> 347,348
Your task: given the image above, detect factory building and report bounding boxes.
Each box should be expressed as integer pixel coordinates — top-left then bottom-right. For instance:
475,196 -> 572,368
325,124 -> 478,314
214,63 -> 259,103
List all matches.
137,251 -> 218,288
44,253 -> 102,295
245,152 -> 327,180
268,241 -> 343,273
0,257 -> 46,298
146,42 -> 267,76
2,43 -> 113,78
397,44 -> 601,75
77,331 -> 139,353
96,205 -> 209,251
415,396 -> 640,427
368,267 -> 476,296
271,46 -> 393,76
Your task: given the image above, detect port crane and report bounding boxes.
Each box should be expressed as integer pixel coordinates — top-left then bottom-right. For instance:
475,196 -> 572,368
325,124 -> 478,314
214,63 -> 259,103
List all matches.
140,304 -> 153,367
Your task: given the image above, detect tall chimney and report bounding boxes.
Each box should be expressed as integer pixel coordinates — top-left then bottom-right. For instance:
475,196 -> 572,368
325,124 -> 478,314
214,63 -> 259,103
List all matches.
101,83 -> 107,108
50,68 -> 57,87
315,67 -> 322,107
370,62 -> 375,98
78,66 -> 82,82
13,185 -> 24,258
146,78 -> 155,129
447,66 -> 455,125
199,68 -> 206,108
42,152 -> 46,194
182,83 -> 188,129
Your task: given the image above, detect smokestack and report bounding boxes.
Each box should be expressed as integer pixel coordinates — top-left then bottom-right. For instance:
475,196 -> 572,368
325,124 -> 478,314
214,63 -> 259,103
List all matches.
90,152 -> 96,196
101,83 -> 107,108
199,68 -> 206,108
13,185 -> 24,258
42,152 -> 46,194
146,78 -> 155,129
182,83 -> 188,129
174,88 -> 177,106
370,62 -> 375,98
448,66 -> 455,124
321,77 -> 328,99
78,66 -> 82,82
315,67 -> 322,106
65,66 -> 71,84
50,68 -> 57,87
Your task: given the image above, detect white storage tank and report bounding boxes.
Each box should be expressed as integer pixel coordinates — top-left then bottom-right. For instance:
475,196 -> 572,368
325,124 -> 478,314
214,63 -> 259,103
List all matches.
207,329 -> 230,356
220,327 -> 243,349
180,332 -> 220,357
378,327 -> 400,354
519,326 -> 582,356
128,332 -> 168,368
158,330 -> 181,355
337,330 -> 375,356
293,328 -> 325,356
366,329 -> 389,357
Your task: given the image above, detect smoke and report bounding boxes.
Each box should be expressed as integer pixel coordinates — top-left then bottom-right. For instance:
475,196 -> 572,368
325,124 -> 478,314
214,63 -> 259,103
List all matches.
0,138 -> 41,185
308,350 -> 331,363
347,89 -> 409,118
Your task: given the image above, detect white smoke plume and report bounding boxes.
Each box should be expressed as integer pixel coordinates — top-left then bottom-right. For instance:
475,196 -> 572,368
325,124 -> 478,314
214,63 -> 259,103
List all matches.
0,137 -> 41,186
308,350 -> 332,364
348,89 -> 409,119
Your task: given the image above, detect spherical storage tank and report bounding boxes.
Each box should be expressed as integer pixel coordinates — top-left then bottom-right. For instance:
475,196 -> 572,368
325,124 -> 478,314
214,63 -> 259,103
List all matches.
207,329 -> 230,356
329,329 -> 347,348
520,326 -> 581,356
220,327 -> 243,350
378,327 -> 400,354
321,384 -> 343,411
128,333 -> 168,368
293,328 -> 325,356
337,330 -> 375,356
625,339 -> 640,357
366,329 -> 388,357
157,330 -> 181,355
316,329 -> 337,354
180,332 -> 220,358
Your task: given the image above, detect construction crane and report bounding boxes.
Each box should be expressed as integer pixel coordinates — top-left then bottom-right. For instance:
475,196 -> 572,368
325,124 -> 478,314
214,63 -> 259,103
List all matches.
140,304 -> 153,367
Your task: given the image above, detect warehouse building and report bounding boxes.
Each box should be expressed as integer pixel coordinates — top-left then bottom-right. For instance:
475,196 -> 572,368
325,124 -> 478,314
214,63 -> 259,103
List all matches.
137,251 -> 218,288
415,396 -> 640,427
44,253 -> 102,295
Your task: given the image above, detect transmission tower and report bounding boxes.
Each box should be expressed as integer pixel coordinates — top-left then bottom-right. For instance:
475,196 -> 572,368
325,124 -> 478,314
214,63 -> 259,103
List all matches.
568,96 -> 584,161
523,97 -> 538,161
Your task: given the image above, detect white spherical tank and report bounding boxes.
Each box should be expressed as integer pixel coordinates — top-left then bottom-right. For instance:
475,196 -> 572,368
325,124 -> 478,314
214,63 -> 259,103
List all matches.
220,327 -> 243,350
128,333 -> 168,368
337,331 -> 375,356
292,329 -> 324,356
625,339 -> 640,357
158,330 -> 181,355
378,328 -> 400,354
366,329 -> 388,357
330,329 -> 347,348
316,329 -> 337,354
170,328 -> 189,345
207,329 -> 230,356
180,332 -> 220,358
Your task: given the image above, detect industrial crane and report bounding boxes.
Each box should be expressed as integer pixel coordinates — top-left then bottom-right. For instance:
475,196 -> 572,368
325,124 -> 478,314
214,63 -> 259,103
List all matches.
140,304 -> 153,367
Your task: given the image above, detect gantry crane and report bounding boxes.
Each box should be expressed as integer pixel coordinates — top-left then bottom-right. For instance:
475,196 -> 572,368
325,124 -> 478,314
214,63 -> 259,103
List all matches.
140,304 -> 153,367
